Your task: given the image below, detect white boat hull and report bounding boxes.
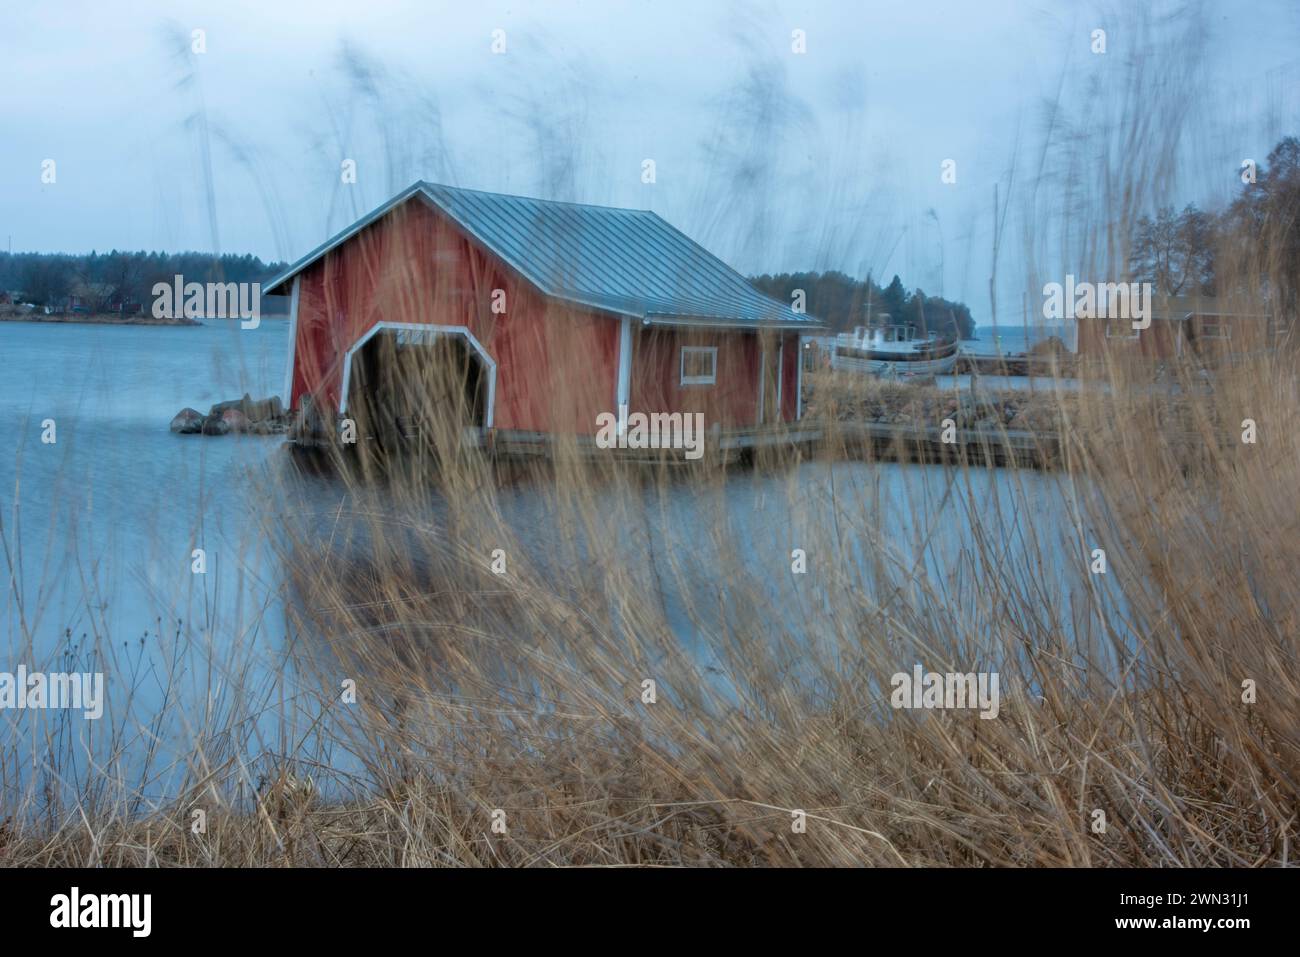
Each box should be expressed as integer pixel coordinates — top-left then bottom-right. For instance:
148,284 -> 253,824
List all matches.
831,351 -> 958,377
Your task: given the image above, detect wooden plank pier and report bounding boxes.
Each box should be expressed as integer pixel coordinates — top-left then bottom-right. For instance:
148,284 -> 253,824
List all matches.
290,417 -> 1064,470
831,420 -> 1064,469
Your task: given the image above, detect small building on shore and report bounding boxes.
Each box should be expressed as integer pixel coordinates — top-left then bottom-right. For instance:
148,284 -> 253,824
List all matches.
1075,294 -> 1275,363
265,182 -> 820,454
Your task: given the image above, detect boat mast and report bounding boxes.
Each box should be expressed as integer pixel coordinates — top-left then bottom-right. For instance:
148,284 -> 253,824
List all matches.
989,181 -> 1002,346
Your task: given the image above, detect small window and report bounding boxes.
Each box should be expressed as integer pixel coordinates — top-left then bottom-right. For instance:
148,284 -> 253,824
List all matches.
1104,319 -> 1139,340
1198,318 -> 1231,340
680,346 -> 717,386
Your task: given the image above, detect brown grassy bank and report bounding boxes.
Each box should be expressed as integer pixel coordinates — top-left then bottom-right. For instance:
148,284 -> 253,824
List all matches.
4,343 -> 1296,868
4,5 -> 1298,867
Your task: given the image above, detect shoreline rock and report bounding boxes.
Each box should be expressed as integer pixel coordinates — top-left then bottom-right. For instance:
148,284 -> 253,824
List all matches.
220,407 -> 249,433
169,408 -> 204,434
172,394 -> 290,436
201,414 -> 230,436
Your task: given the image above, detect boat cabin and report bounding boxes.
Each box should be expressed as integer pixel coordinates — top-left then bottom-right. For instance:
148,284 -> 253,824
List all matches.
840,324 -> 921,349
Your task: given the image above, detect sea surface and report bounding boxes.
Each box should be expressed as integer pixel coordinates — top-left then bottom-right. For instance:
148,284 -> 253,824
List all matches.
962,323 -> 1076,355
0,319 -> 1111,802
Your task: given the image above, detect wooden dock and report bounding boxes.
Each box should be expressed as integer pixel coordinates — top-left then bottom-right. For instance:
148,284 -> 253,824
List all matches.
830,420 -> 1064,469
486,425 -> 825,465
290,417 -> 1066,471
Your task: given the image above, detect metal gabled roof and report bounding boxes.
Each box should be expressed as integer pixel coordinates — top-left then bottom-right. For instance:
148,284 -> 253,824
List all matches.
264,181 -> 820,330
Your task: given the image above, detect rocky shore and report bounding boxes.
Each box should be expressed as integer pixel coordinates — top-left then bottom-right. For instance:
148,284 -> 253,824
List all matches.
805,380 -> 1067,433
0,307 -> 199,326
802,371 -> 1211,461
170,394 -> 290,436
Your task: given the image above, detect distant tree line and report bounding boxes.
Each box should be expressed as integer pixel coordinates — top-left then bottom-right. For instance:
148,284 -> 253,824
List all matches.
749,270 -> 976,340
749,136 -> 1300,339
0,250 -> 289,313
1128,136 -> 1300,313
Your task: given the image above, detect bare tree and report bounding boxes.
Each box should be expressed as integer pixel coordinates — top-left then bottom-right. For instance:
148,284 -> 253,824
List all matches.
1128,204 -> 1216,296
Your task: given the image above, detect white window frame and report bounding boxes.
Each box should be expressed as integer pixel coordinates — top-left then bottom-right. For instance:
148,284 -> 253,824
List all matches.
679,346 -> 718,386
1198,318 -> 1231,340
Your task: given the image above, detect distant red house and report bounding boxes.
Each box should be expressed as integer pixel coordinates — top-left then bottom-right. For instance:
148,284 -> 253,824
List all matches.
1076,295 -> 1275,363
264,182 -> 820,449
104,295 -> 144,315
1075,313 -> 1183,360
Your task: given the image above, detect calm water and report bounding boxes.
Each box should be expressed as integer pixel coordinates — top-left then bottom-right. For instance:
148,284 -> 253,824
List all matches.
1,320 -> 295,799
962,323 -> 1076,355
1,320 -> 1108,802
1,319 -> 288,648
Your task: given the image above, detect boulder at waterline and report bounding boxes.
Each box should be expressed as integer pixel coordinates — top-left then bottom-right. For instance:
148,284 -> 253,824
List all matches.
220,408 -> 249,433
209,393 -> 252,417
200,414 -> 230,436
170,407 -> 205,434
244,395 -> 283,423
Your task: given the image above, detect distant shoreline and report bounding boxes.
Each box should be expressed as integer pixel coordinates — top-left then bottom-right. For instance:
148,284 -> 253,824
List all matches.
1,312 -> 202,326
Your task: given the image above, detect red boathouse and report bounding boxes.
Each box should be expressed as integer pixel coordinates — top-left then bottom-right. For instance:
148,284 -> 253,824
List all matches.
264,182 -> 821,453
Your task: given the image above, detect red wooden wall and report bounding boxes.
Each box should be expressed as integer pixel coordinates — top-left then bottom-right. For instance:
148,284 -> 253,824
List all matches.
1076,317 -> 1181,359
628,327 -> 757,428
289,198 -> 619,434
288,195 -> 799,435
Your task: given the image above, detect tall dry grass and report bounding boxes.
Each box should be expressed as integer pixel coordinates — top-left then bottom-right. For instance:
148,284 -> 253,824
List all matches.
3,6 -> 1297,868
7,289 -> 1295,869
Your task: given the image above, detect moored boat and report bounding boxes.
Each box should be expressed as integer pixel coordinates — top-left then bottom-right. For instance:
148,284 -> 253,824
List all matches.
831,323 -> 959,377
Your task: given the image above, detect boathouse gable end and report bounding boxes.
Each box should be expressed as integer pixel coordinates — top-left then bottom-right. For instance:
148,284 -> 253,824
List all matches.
283,197 -> 619,434
270,182 -> 822,438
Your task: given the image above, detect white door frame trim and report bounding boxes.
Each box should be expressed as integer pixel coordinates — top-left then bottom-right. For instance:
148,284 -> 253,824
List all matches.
281,276 -> 301,408
337,321 -> 497,429
616,317 -> 632,430
796,336 -> 805,420
776,339 -> 784,421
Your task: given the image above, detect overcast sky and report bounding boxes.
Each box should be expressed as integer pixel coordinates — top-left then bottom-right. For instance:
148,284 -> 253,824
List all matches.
3,0 -> 1298,325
